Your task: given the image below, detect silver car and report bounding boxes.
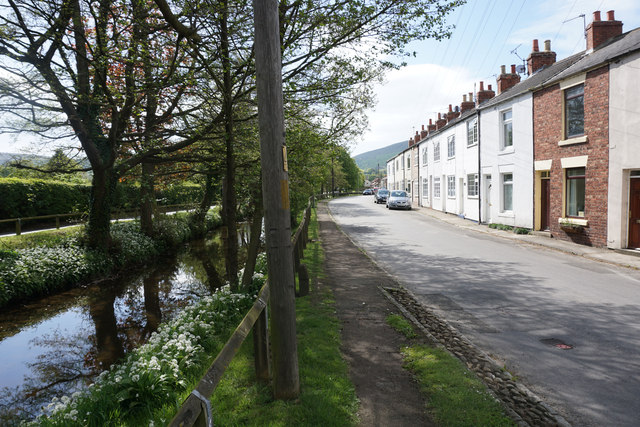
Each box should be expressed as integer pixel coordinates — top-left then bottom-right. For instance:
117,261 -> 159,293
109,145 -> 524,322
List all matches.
386,190 -> 412,210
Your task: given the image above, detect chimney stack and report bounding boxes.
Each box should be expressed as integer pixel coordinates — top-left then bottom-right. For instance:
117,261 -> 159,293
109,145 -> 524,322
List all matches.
497,64 -> 521,94
586,10 -> 623,50
427,118 -> 436,133
436,113 -> 447,130
476,81 -> 495,105
446,104 -> 459,122
420,124 -> 428,139
527,39 -> 556,74
409,137 -> 414,147
460,93 -> 475,113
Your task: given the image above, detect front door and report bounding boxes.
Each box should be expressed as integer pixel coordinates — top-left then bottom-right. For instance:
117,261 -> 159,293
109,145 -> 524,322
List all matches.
629,178 -> 640,248
483,175 -> 492,223
541,177 -> 551,230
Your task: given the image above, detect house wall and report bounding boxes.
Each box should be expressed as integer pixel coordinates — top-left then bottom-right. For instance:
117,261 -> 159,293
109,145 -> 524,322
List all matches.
480,94 -> 534,228
608,50 -> 640,249
411,145 -> 420,204
386,159 -> 394,190
418,140 -> 430,207
462,115 -> 480,222
533,65 -> 609,247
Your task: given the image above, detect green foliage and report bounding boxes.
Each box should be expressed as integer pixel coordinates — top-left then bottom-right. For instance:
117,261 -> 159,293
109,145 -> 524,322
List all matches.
0,178 -> 91,219
0,178 -> 204,220
402,345 -> 515,426
386,313 -> 418,339
36,285 -> 260,426
488,223 -> 514,232
514,227 -> 530,235
0,211 -> 220,308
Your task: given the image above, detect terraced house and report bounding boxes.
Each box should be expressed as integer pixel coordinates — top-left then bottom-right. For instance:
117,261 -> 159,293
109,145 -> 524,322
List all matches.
384,9 -> 640,250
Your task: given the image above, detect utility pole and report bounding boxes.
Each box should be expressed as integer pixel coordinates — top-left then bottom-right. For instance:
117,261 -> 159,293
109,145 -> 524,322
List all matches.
252,0 -> 300,399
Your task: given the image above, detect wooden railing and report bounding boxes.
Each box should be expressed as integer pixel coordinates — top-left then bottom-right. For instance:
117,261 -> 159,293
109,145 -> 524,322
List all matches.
169,196 -> 314,427
0,204 -> 199,236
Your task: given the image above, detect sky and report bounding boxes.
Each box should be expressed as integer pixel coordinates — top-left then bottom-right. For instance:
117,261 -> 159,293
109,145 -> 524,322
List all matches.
350,0 -> 640,156
1,0 -> 640,158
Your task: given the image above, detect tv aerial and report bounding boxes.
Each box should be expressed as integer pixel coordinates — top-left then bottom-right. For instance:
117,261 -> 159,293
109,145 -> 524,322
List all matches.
510,44 -> 528,76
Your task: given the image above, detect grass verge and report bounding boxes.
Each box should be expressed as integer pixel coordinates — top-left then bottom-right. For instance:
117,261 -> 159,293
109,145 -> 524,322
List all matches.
209,208 -> 359,426
386,315 -> 515,426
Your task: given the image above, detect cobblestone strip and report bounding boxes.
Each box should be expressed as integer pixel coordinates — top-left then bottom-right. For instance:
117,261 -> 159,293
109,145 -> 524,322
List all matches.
382,286 -> 572,427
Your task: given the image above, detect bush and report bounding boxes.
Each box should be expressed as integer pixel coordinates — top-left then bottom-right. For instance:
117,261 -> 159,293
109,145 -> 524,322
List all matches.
488,223 -> 514,231
514,227 -> 530,235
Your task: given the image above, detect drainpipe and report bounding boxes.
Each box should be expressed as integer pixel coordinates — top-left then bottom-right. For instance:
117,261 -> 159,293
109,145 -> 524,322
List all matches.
477,110 -> 482,223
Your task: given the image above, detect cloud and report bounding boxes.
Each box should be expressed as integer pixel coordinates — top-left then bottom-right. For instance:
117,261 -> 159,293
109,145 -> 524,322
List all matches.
353,63 -> 476,155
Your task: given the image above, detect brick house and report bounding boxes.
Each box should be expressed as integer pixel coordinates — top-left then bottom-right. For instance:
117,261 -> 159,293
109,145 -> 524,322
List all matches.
532,10 -> 638,247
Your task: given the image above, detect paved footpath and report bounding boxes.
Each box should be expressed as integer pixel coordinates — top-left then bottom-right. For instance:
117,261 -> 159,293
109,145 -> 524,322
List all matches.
317,202 -> 436,426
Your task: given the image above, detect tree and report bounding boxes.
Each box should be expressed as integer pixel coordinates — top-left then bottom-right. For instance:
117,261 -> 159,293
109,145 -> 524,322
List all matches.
0,0 -> 207,248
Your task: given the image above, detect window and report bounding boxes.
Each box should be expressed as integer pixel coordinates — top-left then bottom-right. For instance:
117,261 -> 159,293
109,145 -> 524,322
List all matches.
501,109 -> 513,149
407,156 -> 410,169
447,135 -> 455,158
434,177 -> 441,198
566,167 -> 585,217
467,174 -> 478,197
447,175 -> 456,198
502,173 -> 513,211
565,84 -> 584,138
467,118 -> 478,146
422,177 -> 428,197
396,159 -> 400,171
434,142 -> 440,161
422,147 -> 428,165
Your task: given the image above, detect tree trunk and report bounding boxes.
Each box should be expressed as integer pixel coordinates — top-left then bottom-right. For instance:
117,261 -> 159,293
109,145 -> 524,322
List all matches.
192,172 -> 215,234
220,0 -> 239,289
241,196 -> 263,290
140,161 -> 155,236
88,166 -> 115,249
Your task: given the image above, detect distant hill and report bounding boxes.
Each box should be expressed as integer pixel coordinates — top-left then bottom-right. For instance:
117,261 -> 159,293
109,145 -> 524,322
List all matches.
353,140 -> 407,171
0,152 -> 49,165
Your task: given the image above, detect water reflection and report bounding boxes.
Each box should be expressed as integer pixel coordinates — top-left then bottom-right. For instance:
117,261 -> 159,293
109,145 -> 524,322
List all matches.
0,232 -> 242,424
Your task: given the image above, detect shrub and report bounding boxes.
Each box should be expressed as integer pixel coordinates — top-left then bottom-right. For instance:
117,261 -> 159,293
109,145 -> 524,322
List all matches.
514,227 -> 530,235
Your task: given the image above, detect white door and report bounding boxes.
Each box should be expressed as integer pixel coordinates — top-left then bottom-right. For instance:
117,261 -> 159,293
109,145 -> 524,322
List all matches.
483,175 -> 492,223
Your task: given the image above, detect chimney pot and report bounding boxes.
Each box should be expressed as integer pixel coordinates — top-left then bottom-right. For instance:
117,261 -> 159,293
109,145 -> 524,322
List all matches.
511,64 -> 516,73
421,124 -> 424,130
429,119 -> 433,125
593,11 -> 601,21
463,94 -> 467,102
544,40 -> 551,51
500,65 -> 506,74
532,39 -> 539,52
438,113 -> 441,119
488,84 -> 493,91
448,104 -> 452,112
607,10 -> 615,21
479,81 -> 484,91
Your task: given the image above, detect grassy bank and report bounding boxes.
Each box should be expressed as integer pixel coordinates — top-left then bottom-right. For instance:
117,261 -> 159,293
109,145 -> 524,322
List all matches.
0,210 -> 220,308
386,314 -> 515,426
208,208 -> 359,426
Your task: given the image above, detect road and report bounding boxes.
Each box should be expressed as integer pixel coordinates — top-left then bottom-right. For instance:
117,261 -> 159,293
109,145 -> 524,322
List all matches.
328,195 -> 640,427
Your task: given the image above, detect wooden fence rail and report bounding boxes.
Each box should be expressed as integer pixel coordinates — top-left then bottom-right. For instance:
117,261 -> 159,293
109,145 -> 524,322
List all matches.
169,195 -> 314,427
0,203 -> 199,236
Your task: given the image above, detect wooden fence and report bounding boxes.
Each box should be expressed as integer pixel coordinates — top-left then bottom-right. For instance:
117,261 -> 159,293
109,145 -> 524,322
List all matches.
169,196 -> 314,427
0,204 -> 198,236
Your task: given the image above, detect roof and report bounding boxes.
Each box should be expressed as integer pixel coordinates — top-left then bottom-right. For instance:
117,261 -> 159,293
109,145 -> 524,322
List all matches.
478,51 -> 584,110
544,26 -> 640,86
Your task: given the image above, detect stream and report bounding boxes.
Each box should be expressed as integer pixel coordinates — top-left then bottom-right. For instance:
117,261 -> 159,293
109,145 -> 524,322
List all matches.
0,228 -> 249,424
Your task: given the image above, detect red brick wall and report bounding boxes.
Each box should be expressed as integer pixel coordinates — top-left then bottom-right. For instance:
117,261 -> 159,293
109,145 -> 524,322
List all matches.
533,65 -> 609,247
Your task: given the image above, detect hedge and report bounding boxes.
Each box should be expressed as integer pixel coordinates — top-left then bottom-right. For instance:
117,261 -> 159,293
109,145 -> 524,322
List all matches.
0,178 -> 205,219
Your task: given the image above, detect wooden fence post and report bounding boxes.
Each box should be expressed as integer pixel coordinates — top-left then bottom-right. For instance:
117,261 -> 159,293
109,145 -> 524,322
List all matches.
253,305 -> 271,381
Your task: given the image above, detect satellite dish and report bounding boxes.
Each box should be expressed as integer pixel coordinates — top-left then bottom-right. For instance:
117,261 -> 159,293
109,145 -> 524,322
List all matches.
516,64 -> 526,74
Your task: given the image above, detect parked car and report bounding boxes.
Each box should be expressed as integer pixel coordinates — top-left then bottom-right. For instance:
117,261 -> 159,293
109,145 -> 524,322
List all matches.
374,188 -> 390,204
362,188 -> 374,195
386,190 -> 411,210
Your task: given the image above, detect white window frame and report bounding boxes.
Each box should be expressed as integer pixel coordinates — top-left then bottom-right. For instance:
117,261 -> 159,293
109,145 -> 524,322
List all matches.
467,173 -> 478,197
422,147 -> 428,165
434,177 -> 441,198
434,142 -> 440,162
467,117 -> 478,147
447,135 -> 455,159
501,172 -> 513,212
501,109 -> 513,150
447,175 -> 456,198
422,177 -> 428,197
